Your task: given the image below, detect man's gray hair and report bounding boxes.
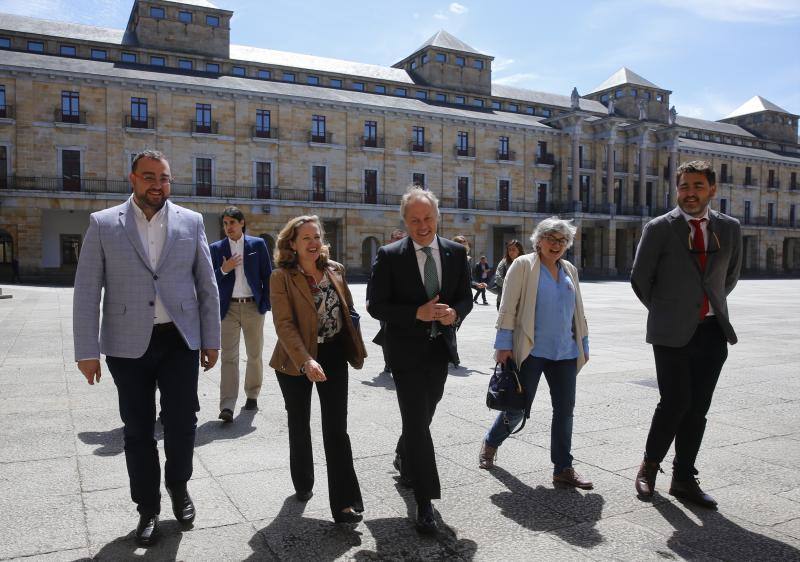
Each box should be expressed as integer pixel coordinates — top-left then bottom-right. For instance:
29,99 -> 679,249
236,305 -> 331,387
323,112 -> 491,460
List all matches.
400,186 -> 439,219
530,216 -> 578,250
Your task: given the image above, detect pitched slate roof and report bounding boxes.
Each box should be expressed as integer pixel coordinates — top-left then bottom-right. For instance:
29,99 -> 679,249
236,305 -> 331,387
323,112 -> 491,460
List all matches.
0,12 -> 125,44
678,138 -> 800,165
675,116 -> 755,138
588,67 -> 663,95
412,30 -> 484,56
0,50 -> 554,131
724,95 -> 795,118
492,84 -> 607,114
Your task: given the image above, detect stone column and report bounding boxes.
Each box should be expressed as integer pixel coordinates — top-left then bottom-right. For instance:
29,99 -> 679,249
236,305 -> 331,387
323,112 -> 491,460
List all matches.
667,145 -> 678,208
638,144 -> 647,215
605,220 -> 617,275
606,140 -> 615,214
571,130 -> 581,212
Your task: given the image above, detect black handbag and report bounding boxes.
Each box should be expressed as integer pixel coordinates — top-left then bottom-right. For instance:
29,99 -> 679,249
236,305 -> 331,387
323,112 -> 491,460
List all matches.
486,358 -> 527,432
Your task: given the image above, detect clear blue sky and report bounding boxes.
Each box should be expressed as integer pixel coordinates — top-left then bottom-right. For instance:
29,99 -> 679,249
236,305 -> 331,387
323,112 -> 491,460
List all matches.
1,0 -> 798,120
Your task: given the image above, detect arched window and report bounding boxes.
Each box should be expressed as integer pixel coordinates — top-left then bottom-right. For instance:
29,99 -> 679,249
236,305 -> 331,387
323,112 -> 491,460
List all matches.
0,229 -> 13,264
361,236 -> 380,272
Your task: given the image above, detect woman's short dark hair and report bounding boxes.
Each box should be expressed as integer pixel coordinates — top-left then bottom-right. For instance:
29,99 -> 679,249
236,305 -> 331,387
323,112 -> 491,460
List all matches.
220,206 -> 246,232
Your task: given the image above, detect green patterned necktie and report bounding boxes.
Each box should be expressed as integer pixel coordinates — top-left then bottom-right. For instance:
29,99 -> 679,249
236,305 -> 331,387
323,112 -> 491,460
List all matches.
421,246 -> 440,337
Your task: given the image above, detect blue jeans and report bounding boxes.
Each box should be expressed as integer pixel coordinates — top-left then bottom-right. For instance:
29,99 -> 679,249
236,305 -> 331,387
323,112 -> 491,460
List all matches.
485,355 -> 578,475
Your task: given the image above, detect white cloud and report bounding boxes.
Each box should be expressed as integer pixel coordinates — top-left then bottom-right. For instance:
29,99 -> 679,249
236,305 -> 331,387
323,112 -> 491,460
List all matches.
449,2 -> 468,14
492,57 -> 515,72
656,0 -> 800,23
494,72 -> 542,86
433,11 -> 448,20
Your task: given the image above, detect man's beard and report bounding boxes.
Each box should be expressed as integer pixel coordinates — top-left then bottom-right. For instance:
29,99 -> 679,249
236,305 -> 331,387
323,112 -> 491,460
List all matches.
135,191 -> 168,212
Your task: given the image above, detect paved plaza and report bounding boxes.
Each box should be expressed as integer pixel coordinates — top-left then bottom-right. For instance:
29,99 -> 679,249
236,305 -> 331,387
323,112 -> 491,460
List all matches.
0,279 -> 798,561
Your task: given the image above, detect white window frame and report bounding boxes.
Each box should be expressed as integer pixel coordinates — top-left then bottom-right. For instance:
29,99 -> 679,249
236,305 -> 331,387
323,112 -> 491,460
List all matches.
496,177 -> 511,200
363,167 -> 380,197
309,163 -> 328,191
192,155 -> 216,187
252,160 -> 274,188
56,146 -> 85,179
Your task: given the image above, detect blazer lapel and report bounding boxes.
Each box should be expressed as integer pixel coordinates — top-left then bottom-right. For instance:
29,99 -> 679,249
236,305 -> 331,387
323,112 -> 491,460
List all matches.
156,201 -> 180,272
667,207 -> 703,277
289,268 -> 316,309
704,211 -> 721,277
437,236 -> 452,295
120,200 -> 153,273
404,237 -> 429,301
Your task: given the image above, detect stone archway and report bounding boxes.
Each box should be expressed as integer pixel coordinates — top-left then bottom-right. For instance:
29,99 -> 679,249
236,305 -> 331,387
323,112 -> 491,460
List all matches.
0,229 -> 14,282
259,233 -> 275,259
361,236 -> 380,273
784,238 -> 800,273
766,247 -> 777,273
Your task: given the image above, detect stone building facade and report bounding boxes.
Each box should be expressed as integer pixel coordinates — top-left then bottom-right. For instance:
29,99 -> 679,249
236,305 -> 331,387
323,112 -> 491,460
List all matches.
0,0 -> 799,283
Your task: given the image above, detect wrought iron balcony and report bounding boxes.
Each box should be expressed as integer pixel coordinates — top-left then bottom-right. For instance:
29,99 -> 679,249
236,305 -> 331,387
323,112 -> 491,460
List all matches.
409,141 -> 432,153
496,150 -> 516,161
536,153 -> 555,165
191,120 -> 219,134
124,115 -> 156,129
455,146 -> 476,158
54,109 -> 87,124
360,136 -> 384,148
309,131 -> 333,144
252,126 -> 278,139
0,104 -> 14,119
767,179 -> 780,190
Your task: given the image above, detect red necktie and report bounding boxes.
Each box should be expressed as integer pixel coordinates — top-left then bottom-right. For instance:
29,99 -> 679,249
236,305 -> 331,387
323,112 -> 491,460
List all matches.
689,218 -> 709,318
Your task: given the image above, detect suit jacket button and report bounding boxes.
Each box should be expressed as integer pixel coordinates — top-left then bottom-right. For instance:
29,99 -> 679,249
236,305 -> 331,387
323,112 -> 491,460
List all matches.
153,274 -> 158,280
149,301 -> 154,306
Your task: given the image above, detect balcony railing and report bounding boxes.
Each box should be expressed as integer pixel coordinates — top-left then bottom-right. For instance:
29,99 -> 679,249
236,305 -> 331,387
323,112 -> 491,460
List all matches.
646,166 -> 658,176
54,109 -> 87,124
191,120 -> 219,134
309,131 -> 333,144
0,104 -> 14,119
767,179 -> 780,190
360,136 -> 384,148
124,115 -> 156,129
497,150 -> 516,161
455,146 -> 476,158
572,159 -> 595,170
720,175 -> 734,184
790,182 -> 799,191
252,126 -> 278,139
6,176 -> 797,226
743,177 -> 758,187
409,141 -> 432,153
536,153 -> 555,165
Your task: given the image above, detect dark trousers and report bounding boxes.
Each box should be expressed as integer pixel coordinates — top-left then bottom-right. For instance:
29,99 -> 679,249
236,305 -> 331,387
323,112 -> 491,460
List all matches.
106,324 -> 200,516
392,337 -> 450,504
644,317 -> 728,479
276,340 -> 363,516
473,287 -> 487,303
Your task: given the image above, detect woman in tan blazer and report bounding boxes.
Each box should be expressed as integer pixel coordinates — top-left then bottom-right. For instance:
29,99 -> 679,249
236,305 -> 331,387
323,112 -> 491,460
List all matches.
270,215 -> 367,524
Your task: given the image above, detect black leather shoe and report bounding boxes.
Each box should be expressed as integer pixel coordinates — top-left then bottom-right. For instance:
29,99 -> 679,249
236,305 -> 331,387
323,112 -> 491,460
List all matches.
167,487 -> 195,527
135,514 -> 159,546
669,476 -> 718,509
295,490 -> 313,502
243,398 -> 258,411
218,409 -> 233,423
415,503 -> 437,535
333,509 -> 363,524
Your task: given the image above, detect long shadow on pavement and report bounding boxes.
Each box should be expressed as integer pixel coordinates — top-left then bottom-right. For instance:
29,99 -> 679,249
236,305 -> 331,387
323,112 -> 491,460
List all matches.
655,499 -> 800,561
92,520 -> 184,560
247,495 -> 363,561
360,370 -> 395,390
489,466 -> 605,549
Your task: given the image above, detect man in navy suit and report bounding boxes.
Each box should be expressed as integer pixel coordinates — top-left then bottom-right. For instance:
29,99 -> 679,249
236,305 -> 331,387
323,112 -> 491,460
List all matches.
209,207 -> 272,422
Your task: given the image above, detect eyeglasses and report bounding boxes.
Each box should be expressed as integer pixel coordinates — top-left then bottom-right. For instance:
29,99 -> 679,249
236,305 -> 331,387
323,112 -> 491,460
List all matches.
133,173 -> 173,186
542,234 -> 569,247
687,230 -> 721,255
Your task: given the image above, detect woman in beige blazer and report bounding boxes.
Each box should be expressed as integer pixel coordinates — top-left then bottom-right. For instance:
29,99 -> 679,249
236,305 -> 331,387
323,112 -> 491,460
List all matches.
478,217 -> 592,490
270,215 -> 367,524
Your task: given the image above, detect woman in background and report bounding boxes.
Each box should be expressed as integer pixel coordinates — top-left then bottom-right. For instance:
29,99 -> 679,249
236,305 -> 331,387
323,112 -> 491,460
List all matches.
492,240 -> 525,310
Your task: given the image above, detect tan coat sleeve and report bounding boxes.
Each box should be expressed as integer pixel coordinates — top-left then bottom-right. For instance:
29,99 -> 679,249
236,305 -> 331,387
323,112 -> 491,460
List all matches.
270,269 -> 313,374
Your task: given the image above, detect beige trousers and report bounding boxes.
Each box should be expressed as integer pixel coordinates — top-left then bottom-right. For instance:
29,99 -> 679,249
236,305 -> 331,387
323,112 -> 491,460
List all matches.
219,301 -> 265,411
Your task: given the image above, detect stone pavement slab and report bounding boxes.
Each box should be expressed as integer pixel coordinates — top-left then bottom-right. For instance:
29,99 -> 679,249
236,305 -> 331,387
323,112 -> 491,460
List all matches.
0,280 -> 799,560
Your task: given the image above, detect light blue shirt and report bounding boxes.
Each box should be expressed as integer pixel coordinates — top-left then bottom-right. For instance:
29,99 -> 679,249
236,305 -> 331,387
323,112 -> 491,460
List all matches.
494,264 -> 589,360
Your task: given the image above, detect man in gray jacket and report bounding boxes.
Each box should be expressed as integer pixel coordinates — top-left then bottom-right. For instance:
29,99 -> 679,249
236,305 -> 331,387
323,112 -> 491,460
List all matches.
631,160 -> 742,509
73,150 -> 221,545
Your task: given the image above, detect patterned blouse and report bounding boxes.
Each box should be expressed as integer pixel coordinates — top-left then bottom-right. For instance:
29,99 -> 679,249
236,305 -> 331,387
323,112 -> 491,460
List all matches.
301,269 -> 342,341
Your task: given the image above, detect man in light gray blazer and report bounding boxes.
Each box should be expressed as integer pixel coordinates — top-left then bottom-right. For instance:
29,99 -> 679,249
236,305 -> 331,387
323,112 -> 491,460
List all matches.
631,160 -> 742,509
73,150 -> 221,546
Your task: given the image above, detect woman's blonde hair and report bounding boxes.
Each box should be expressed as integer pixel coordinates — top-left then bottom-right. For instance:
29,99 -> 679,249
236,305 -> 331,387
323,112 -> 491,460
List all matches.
274,215 -> 330,270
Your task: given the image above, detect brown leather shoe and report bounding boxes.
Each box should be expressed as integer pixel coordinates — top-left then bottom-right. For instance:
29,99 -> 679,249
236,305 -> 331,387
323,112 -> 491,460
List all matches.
635,460 -> 661,498
553,467 -> 593,489
669,476 -> 718,509
478,441 -> 497,470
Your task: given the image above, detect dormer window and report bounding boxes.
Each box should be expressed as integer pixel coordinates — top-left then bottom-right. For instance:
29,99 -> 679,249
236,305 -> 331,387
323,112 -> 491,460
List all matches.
631,88 -> 637,97
644,91 -> 651,100
541,108 -> 551,117
150,6 -> 165,19
121,52 -> 137,63
206,15 -> 220,27
91,49 -> 107,60
473,99 -> 484,107
374,84 -> 385,94
491,101 -> 501,110
410,60 -> 417,70
456,56 -> 465,66
455,95 -> 465,105
526,106 -> 534,115
352,82 -> 364,91
179,10 -> 192,23
601,94 -> 609,102
473,59 -> 484,70
435,53 -> 446,63
60,45 -> 76,56
150,56 -> 165,66
394,88 -> 407,97
508,103 -> 518,112
656,93 -> 663,102
27,41 -> 44,52
307,75 -> 319,85
178,59 -> 193,70
283,72 -> 295,82
0,37 -> 10,49
232,66 -> 245,76
330,78 -> 342,88
615,89 -> 623,98
416,91 -> 428,100
257,69 -> 270,79
436,93 -> 447,102
206,62 -> 220,73
421,54 -> 429,64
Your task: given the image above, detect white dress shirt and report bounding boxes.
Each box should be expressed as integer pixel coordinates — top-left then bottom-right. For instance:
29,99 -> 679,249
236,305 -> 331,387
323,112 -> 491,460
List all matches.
226,236 -> 253,298
679,206 -> 715,316
412,235 -> 442,292
129,196 -> 172,324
